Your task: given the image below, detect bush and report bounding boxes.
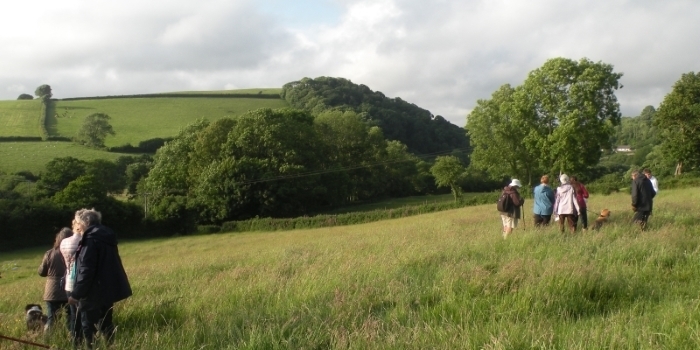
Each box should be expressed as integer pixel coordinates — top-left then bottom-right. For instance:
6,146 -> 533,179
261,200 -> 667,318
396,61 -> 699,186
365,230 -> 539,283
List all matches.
196,225 -> 221,234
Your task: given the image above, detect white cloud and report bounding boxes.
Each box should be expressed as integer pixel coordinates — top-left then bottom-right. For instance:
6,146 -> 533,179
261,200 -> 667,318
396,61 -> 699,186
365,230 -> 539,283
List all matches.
1,0 -> 699,125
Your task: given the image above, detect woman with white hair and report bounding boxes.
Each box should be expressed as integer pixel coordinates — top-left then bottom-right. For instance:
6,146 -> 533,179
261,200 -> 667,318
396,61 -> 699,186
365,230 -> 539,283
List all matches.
553,174 -> 580,233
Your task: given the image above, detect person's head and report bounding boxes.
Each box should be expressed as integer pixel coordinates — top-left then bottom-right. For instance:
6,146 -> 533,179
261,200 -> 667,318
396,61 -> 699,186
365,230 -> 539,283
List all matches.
540,175 -> 549,185
53,227 -> 73,249
643,168 -> 652,178
631,170 -> 640,180
559,174 -> 569,185
74,208 -> 102,233
509,179 -> 522,188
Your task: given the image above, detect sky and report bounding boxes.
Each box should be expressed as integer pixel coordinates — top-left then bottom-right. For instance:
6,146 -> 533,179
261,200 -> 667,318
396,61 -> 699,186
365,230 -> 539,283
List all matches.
1,0 -> 699,126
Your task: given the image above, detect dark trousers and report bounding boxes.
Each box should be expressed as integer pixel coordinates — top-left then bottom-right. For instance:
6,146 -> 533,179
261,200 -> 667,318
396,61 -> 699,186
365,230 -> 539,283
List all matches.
633,210 -> 651,229
574,209 -> 589,230
66,293 -> 83,341
45,300 -> 69,331
533,214 -> 551,227
558,214 -> 576,233
76,300 -> 114,349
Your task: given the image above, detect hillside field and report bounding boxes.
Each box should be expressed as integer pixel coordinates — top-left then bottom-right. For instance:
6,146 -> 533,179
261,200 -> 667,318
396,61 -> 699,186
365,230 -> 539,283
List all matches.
50,96 -> 288,147
0,100 -> 43,137
2,188 -> 700,349
0,141 -> 134,174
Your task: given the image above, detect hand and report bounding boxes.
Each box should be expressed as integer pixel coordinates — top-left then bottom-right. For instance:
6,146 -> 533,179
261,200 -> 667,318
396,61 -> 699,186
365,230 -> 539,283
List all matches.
631,206 -> 637,212
68,296 -> 79,305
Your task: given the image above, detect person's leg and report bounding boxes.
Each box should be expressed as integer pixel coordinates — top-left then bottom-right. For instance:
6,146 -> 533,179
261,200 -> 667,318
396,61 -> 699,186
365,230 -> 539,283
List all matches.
565,215 -> 576,233
542,215 -> 551,226
533,214 -> 543,227
573,214 -> 579,230
80,301 -> 101,349
98,303 -> 115,344
581,209 -> 588,230
559,214 -> 566,233
45,301 -> 60,330
633,211 -> 647,230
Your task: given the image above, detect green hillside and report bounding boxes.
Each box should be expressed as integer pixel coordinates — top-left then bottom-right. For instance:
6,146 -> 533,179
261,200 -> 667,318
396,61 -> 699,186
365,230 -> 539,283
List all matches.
50,95 -> 288,147
0,100 -> 43,137
2,189 -> 699,349
0,141 -> 135,173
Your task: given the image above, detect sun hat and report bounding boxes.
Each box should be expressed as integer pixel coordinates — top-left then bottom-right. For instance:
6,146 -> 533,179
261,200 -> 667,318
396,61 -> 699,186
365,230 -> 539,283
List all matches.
509,179 -> 522,187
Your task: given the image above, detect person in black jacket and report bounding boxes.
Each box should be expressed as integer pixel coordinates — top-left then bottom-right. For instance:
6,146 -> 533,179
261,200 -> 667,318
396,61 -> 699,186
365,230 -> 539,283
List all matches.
68,208 -> 132,348
631,171 -> 656,230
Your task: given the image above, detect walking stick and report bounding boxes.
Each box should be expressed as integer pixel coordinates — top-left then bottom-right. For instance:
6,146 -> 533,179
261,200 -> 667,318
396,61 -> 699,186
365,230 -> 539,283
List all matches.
0,333 -> 54,349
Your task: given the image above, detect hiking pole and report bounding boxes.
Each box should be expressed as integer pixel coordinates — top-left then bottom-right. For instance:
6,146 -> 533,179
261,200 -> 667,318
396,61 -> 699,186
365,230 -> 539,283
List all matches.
0,333 -> 54,349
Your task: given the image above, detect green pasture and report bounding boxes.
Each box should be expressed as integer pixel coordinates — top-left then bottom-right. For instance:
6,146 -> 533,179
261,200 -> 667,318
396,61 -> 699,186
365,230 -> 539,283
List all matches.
2,188 -> 700,349
0,142 -> 131,174
327,192 -> 477,214
48,96 -> 289,147
0,100 -> 43,137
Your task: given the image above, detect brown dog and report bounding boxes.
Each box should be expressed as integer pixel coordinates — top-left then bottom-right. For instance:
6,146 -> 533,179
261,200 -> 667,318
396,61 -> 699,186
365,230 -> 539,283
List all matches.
592,209 -> 611,230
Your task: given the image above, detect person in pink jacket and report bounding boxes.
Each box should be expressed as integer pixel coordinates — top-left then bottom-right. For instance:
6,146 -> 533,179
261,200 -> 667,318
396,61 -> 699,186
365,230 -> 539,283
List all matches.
553,174 -> 581,233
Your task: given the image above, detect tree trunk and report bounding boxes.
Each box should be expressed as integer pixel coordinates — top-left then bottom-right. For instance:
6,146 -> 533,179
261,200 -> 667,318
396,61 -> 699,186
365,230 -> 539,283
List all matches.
675,162 -> 683,176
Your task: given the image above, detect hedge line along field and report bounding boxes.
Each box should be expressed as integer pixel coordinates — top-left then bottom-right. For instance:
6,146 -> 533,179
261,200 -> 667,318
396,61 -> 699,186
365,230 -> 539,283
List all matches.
0,141 -> 132,173
0,100 -> 43,137
50,96 -> 289,147
2,188 -> 700,349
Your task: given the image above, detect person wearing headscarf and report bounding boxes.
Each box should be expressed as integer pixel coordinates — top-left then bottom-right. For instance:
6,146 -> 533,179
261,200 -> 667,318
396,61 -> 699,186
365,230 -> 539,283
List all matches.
553,174 -> 581,233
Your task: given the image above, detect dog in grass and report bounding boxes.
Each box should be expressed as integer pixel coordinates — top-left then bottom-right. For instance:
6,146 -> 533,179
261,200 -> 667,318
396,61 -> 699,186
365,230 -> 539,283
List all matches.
592,209 -> 611,230
25,304 -> 48,332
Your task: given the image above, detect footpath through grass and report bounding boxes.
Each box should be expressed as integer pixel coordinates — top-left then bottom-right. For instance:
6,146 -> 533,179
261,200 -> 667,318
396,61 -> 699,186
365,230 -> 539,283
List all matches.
2,188 -> 700,349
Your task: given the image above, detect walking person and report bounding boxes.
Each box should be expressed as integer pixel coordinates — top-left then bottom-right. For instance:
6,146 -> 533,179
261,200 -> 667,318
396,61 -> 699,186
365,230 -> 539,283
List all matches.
38,228 -> 72,332
499,179 -> 524,238
533,175 -> 555,227
643,168 -> 659,193
68,208 -> 132,349
570,176 -> 590,231
553,174 -> 580,234
60,220 -> 83,341
631,170 -> 656,230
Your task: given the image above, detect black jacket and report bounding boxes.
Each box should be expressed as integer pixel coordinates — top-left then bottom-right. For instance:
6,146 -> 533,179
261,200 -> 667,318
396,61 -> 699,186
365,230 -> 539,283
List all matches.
71,224 -> 132,305
631,176 -> 656,212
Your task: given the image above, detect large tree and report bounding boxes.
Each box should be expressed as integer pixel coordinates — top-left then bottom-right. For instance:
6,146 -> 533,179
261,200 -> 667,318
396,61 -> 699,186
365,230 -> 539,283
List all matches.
466,84 -> 539,183
34,84 -> 52,99
75,113 -> 116,148
521,57 -> 623,175
655,72 -> 700,175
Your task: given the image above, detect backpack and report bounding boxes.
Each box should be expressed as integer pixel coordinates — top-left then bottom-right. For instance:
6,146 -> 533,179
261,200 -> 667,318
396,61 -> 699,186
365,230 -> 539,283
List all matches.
497,191 -> 512,212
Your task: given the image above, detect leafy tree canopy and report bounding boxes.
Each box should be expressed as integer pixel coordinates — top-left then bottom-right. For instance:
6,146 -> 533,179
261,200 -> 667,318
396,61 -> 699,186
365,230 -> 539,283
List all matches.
655,71 -> 700,175
281,77 -> 469,154
34,84 -> 52,99
76,113 -> 116,148
17,93 -> 33,100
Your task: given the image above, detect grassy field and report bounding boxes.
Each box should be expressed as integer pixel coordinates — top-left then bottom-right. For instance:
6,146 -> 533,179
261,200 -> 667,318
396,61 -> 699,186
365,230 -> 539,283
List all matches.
2,188 -> 700,349
0,100 -> 43,137
50,97 -> 289,147
0,141 -> 133,174
327,193 -> 476,214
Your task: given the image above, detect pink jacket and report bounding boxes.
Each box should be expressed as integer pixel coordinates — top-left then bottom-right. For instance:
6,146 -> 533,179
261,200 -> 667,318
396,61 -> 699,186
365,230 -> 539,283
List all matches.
553,183 -> 581,215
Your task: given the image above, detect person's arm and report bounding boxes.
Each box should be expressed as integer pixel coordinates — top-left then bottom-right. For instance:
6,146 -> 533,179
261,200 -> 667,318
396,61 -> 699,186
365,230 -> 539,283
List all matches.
38,251 -> 49,277
631,180 -> 639,210
582,185 -> 589,199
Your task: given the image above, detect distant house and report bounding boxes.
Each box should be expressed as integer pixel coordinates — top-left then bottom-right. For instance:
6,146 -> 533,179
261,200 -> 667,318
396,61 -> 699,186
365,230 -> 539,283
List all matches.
615,145 -> 633,153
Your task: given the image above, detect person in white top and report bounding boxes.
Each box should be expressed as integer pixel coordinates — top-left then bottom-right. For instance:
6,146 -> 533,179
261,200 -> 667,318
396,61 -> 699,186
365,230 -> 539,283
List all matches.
59,220 -> 82,339
643,168 -> 659,193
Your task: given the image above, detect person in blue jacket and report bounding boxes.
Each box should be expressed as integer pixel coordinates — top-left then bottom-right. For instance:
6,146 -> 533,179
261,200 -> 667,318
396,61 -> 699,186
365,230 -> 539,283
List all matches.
533,175 -> 555,227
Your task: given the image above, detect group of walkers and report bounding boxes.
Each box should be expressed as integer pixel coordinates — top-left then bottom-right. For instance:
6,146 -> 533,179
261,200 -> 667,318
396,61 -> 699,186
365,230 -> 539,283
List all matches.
499,169 -> 658,238
37,208 -> 132,349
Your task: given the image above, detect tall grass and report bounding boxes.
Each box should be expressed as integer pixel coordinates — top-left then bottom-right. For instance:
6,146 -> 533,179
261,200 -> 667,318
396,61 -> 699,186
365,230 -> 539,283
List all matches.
1,188 -> 700,349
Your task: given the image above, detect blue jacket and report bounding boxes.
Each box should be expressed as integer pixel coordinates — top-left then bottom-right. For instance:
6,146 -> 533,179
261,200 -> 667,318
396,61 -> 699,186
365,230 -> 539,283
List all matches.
533,184 -> 555,215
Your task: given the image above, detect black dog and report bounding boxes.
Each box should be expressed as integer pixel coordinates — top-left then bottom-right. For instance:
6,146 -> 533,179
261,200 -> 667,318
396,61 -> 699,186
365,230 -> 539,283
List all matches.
25,304 -> 48,332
